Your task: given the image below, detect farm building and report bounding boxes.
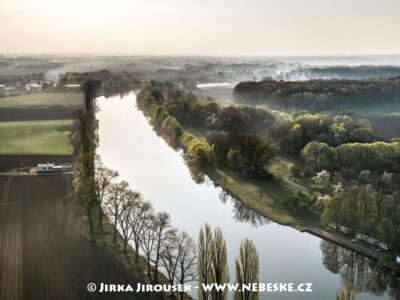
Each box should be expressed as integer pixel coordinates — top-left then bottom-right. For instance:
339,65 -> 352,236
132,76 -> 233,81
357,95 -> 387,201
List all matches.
36,163 -> 71,173
397,256 -> 400,264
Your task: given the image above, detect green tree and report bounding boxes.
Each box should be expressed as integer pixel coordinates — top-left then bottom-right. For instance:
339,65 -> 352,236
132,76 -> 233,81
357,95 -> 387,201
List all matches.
228,133 -> 277,178
379,218 -> 395,248
74,80 -> 101,235
211,228 -> 229,300
321,184 -> 344,229
198,224 -> 213,300
301,142 -> 335,173
235,239 -> 259,300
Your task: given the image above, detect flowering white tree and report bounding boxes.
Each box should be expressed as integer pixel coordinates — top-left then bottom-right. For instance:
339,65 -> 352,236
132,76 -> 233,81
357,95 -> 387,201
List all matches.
312,170 -> 330,185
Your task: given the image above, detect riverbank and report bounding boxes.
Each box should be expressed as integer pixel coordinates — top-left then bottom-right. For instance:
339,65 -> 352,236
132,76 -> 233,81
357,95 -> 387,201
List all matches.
206,167 -> 319,230
304,227 -> 400,274
134,88 -> 400,275
204,159 -> 400,275
207,166 -> 400,274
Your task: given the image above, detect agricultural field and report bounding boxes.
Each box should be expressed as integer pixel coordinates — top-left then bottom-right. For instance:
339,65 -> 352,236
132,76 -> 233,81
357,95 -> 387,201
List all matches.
0,175 -> 151,300
0,119 -> 74,155
0,93 -> 83,108
0,93 -> 83,121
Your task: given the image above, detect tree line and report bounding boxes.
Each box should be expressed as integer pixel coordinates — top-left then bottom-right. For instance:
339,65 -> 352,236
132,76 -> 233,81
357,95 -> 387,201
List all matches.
136,81 -> 278,181
318,170 -> 400,250
233,77 -> 400,111
96,159 -> 261,299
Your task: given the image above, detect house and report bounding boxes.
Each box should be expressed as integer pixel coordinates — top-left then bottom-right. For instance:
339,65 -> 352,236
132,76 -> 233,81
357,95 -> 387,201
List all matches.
396,256 -> 400,264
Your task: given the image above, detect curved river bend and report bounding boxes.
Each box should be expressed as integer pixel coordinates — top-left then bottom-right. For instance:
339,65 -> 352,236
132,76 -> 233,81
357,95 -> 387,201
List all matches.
97,93 -> 397,300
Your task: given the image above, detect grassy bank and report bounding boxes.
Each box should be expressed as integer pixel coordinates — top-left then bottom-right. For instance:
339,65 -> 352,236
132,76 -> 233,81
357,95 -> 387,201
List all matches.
206,163 -> 319,231
0,119 -> 74,155
183,123 -> 319,229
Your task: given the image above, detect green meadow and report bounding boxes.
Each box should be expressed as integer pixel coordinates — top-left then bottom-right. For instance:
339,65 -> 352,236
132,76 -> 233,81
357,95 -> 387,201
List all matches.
0,119 -> 74,155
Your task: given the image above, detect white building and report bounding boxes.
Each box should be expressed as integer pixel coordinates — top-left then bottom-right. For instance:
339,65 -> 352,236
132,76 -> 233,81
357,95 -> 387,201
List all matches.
37,163 -> 54,172
37,163 -> 71,173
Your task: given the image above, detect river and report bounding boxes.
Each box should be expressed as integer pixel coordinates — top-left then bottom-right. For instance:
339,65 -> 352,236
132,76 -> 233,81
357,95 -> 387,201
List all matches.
97,93 -> 398,300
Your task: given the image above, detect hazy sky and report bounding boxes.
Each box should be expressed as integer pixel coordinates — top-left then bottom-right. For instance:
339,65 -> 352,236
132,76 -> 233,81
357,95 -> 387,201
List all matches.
1,0 -> 399,55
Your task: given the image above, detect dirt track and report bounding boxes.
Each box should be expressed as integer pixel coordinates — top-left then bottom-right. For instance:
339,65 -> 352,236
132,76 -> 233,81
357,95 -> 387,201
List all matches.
0,175 -> 156,300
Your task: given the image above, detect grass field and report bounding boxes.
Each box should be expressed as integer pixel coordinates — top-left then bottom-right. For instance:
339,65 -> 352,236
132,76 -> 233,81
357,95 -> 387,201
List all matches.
330,101 -> 400,117
207,161 -> 319,230
0,119 -> 74,155
0,93 -> 83,108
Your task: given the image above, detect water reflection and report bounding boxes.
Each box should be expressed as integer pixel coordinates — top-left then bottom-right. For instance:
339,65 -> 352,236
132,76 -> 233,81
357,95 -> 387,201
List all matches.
320,240 -> 400,299
231,197 -> 270,227
217,190 -> 270,227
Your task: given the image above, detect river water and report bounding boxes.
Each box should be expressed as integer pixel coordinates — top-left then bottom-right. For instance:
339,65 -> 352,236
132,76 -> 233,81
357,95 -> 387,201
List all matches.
97,93 -> 397,300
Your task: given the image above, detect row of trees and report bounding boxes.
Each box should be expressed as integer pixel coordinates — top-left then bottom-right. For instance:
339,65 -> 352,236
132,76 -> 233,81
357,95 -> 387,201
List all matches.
96,160 -> 261,299
95,159 -> 196,298
197,224 -> 260,300
301,141 -> 400,176
268,113 -> 376,157
137,83 -> 278,181
138,81 -> 277,134
233,78 -> 400,111
73,80 -> 102,235
320,173 -> 400,249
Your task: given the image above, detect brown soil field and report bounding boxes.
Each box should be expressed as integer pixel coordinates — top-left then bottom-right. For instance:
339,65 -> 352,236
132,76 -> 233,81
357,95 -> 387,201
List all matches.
0,155 -> 75,172
0,107 -> 78,122
0,175 -> 159,300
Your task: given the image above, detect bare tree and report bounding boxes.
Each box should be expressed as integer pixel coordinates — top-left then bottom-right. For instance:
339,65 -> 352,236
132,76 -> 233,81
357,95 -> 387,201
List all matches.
130,199 -> 153,263
118,189 -> 142,253
160,231 -> 197,299
160,232 -> 180,297
175,232 -> 197,300
106,180 -> 129,243
141,215 -> 157,279
95,157 -> 119,231
141,212 -> 176,283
